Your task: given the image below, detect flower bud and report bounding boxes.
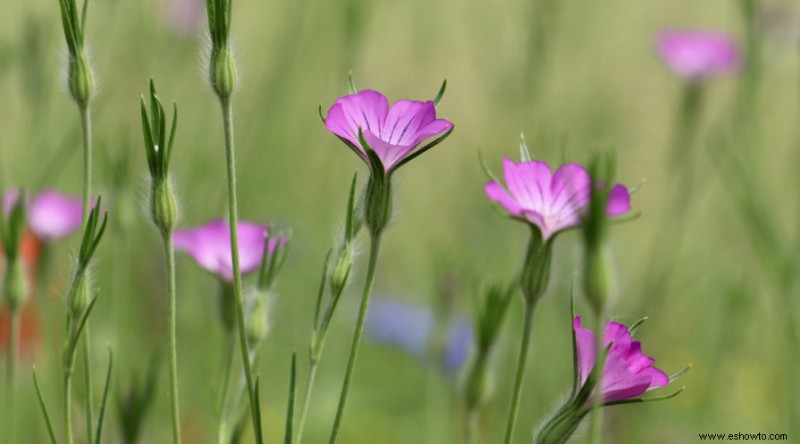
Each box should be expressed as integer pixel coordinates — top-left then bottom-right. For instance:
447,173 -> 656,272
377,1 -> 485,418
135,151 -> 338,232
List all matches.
364,174 -> 392,237
150,179 -> 178,235
69,272 -> 90,319
68,53 -> 94,108
329,242 -> 354,296
246,291 -> 271,349
3,259 -> 28,312
210,46 -> 237,100
464,352 -> 492,411
520,232 -> 553,304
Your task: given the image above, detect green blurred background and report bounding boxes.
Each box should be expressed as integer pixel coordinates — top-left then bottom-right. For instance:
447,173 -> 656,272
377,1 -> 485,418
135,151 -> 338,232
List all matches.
1,0 -> 799,442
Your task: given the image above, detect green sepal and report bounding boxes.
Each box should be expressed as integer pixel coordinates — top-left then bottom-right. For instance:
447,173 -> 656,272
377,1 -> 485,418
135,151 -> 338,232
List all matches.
519,133 -> 532,162
32,367 -> 58,444
433,79 -> 447,106
627,316 -> 648,336
604,386 -> 685,407
477,150 -> 501,184
391,125 -> 454,172
347,71 -> 358,95
95,347 -> 113,444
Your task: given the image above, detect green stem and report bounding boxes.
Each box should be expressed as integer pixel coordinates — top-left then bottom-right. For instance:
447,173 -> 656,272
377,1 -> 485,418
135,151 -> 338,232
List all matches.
502,300 -> 536,444
6,308 -> 19,443
64,320 -> 78,444
294,358 -> 319,444
163,235 -> 182,443
219,97 -> 263,443
588,311 -> 606,444
328,234 -> 382,444
466,409 -> 480,444
79,104 -> 95,444
216,335 -> 235,444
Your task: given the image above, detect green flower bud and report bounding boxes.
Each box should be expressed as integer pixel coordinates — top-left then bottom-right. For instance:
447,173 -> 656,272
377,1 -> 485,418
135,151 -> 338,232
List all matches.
3,259 -> 28,312
69,272 -> 90,319
329,242 -> 353,296
246,292 -> 271,349
68,53 -> 93,108
464,352 -> 492,411
210,46 -> 237,100
520,231 -> 553,304
364,173 -> 392,237
150,178 -> 178,235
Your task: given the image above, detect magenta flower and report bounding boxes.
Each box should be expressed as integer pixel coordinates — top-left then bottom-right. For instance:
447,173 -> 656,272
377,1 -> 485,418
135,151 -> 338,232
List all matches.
324,89 -> 454,172
657,30 -> 741,81
573,316 -> 669,403
484,159 -> 631,240
3,190 -> 83,241
174,219 -> 281,282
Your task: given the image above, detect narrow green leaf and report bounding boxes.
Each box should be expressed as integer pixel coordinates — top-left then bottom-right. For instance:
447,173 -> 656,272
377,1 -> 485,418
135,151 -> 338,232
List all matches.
141,96 -> 157,174
313,250 -> 332,331
605,386 -> 685,407
69,295 -> 99,354
519,133 -> 532,162
32,368 -> 58,444
392,126 -> 453,171
80,0 -> 90,43
628,316 -> 648,336
86,211 -> 108,263
166,102 -> 178,169
95,348 -> 114,444
345,172 -> 358,240
347,70 -> 357,94
283,353 -> 297,444
629,179 -> 645,195
318,104 -> 326,123
666,364 -> 692,385
433,79 -> 447,106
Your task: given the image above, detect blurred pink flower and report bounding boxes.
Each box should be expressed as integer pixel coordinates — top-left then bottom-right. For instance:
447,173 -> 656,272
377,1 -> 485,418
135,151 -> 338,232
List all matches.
324,89 -> 453,172
174,219 -> 281,282
657,30 -> 741,81
484,159 -> 630,240
3,189 -> 83,241
573,316 -> 669,403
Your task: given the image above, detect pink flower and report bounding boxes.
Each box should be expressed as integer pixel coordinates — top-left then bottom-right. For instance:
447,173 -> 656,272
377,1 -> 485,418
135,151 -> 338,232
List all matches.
3,190 -> 84,242
484,159 -> 630,240
657,30 -> 741,81
324,89 -> 454,172
573,316 -> 669,403
174,220 -> 282,282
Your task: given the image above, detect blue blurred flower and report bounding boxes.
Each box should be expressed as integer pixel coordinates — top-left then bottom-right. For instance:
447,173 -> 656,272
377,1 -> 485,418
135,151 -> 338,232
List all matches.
364,298 -> 474,374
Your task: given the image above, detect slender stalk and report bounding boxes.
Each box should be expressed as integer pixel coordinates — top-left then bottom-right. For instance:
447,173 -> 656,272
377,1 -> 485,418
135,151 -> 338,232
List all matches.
588,311 -> 606,444
502,300 -> 536,444
78,104 -> 95,439
216,335 -> 235,444
294,359 -> 319,444
6,309 -> 19,443
64,321 -> 78,444
218,97 -> 263,442
328,234 -> 382,444
162,235 -> 182,443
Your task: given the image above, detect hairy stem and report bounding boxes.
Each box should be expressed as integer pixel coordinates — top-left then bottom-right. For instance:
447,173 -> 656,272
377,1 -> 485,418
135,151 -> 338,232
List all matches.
78,104 -> 95,443
163,235 -> 182,443
502,300 -> 536,444
219,97 -> 263,443
294,358 -> 319,444
328,234 -> 382,444
6,309 -> 19,443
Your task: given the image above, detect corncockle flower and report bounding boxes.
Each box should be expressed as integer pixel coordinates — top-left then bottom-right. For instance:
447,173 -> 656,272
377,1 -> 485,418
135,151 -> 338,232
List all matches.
174,219 -> 272,282
3,190 -> 84,242
534,316 -> 684,444
324,89 -> 454,174
485,158 -> 631,242
657,30 -> 741,81
323,88 -> 453,236
573,316 -> 669,402
364,298 -> 474,374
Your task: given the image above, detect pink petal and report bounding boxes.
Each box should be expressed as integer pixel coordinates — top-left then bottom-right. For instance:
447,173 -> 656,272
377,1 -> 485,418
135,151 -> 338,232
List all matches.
502,158 -> 552,212
484,181 -> 523,217
605,184 -> 631,216
28,191 -> 84,241
325,90 -> 389,145
362,130 -> 415,172
573,316 -> 597,386
599,351 -> 654,403
380,100 -> 436,145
